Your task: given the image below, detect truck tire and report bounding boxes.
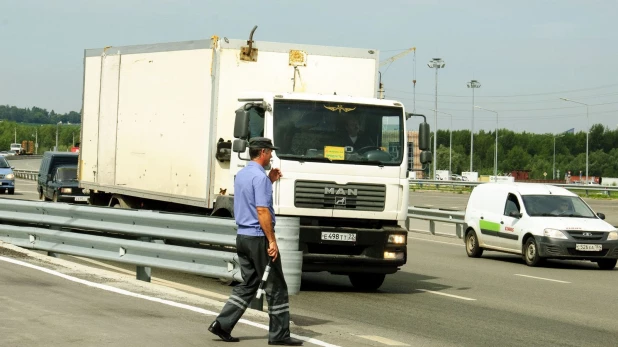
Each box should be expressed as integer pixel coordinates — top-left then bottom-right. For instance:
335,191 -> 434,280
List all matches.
349,273 -> 385,291
465,230 -> 483,258
8,188 -> 14,195
597,259 -> 617,270
523,237 -> 544,267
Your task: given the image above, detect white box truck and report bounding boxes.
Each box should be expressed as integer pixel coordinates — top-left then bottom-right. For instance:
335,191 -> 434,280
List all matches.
79,27 -> 430,290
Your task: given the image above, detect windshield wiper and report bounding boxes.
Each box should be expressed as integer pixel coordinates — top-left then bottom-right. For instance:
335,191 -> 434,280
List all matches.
278,154 -> 332,163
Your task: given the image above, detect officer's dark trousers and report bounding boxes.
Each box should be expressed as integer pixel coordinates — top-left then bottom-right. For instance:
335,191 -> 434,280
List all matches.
215,235 -> 290,341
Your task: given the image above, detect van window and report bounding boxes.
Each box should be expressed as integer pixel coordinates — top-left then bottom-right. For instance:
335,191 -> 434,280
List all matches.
504,193 -> 521,216
522,195 -> 597,218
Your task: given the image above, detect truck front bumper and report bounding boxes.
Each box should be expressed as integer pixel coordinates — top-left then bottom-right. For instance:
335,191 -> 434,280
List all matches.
538,237 -> 618,260
299,224 -> 407,274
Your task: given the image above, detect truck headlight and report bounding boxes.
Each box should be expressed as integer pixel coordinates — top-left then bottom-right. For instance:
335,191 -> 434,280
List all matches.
543,228 -> 568,239
608,231 -> 618,241
60,188 -> 72,193
5,173 -> 14,180
388,234 -> 406,244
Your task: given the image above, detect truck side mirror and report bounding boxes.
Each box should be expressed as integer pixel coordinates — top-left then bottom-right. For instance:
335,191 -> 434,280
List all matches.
420,150 -> 432,164
233,108 -> 250,138
418,122 -> 430,151
232,139 -> 248,153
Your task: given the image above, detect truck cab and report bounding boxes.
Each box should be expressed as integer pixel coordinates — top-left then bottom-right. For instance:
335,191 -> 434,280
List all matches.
225,92 -> 426,290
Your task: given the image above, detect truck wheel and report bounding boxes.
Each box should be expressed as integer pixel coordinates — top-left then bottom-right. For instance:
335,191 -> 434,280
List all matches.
349,273 -> 385,291
597,259 -> 617,270
465,230 -> 483,258
523,237 -> 544,267
8,189 -> 14,195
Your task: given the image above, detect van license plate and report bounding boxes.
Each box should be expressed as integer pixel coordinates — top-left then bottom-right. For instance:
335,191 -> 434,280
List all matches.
575,244 -> 602,251
74,196 -> 88,202
321,232 -> 356,242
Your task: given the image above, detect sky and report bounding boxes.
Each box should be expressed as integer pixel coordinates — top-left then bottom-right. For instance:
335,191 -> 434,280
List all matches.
1,0 -> 617,135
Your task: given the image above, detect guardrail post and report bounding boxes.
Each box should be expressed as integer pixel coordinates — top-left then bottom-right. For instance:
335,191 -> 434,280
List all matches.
455,223 -> 463,239
429,220 -> 435,235
47,226 -> 60,258
136,237 -> 152,282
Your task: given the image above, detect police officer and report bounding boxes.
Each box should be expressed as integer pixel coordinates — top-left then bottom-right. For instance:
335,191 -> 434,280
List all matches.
208,137 -> 303,346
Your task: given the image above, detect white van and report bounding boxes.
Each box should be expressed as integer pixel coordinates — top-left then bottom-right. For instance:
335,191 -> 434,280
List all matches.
464,182 -> 618,269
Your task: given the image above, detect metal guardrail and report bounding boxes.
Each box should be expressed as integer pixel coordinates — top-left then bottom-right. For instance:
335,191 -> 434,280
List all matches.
14,169 -> 38,180
409,179 -> 618,197
0,199 -> 302,296
407,206 -> 466,238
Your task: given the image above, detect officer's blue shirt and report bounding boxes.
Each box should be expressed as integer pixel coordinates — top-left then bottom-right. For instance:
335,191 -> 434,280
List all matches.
234,161 -> 276,236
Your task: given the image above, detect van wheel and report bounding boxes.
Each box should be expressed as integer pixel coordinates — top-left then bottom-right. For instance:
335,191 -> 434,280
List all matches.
523,237 -> 544,267
597,259 -> 617,270
465,230 -> 483,258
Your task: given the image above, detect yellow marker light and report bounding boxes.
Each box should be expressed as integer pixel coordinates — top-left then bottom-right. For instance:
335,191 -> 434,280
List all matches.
384,251 -> 404,260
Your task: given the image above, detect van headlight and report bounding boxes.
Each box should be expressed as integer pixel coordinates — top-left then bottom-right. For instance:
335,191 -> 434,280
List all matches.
543,228 -> 568,239
608,231 -> 618,241
388,234 -> 406,244
5,173 -> 14,180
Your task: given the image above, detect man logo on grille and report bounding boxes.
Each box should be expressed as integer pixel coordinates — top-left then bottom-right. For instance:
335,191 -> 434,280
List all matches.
335,197 -> 346,205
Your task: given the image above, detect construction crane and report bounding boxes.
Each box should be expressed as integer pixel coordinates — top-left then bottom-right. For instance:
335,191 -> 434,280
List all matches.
378,47 -> 416,104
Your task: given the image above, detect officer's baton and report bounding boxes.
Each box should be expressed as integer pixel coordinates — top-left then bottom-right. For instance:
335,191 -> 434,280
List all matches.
256,258 -> 273,299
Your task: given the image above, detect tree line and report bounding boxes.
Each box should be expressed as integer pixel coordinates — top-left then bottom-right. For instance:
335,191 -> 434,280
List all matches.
0,121 -> 81,153
0,105 -> 81,125
431,123 -> 618,179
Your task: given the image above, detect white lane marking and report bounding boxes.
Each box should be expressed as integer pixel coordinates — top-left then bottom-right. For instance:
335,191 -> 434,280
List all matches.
0,256 -> 339,347
416,289 -> 476,301
514,274 -> 571,284
72,256 -> 230,300
356,335 -> 410,346
408,236 -> 463,247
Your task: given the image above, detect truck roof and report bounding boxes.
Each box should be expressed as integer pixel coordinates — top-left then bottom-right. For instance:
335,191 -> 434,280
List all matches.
242,92 -> 405,107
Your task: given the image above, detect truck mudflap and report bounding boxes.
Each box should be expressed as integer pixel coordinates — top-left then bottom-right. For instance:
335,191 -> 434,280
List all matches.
298,224 -> 407,274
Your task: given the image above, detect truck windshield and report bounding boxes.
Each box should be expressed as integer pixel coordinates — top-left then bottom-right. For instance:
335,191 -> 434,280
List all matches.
272,100 -> 404,166
521,195 -> 597,218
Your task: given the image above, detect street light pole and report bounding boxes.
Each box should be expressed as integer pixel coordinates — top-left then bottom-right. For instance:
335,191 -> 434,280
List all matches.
552,134 -> 565,180
466,80 -> 481,172
427,58 -> 445,179
55,121 -> 62,151
430,109 -> 453,175
560,98 -> 589,183
474,106 -> 499,177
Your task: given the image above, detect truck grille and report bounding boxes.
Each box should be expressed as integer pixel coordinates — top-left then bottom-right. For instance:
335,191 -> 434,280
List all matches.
294,180 -> 386,211
565,230 -> 605,241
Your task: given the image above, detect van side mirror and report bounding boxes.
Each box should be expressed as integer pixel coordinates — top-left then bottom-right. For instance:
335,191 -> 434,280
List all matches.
597,212 -> 605,220
509,210 -> 522,218
233,108 -> 250,138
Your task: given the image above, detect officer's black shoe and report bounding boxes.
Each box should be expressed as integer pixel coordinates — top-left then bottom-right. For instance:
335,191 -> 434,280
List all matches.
268,336 -> 304,346
208,320 -> 239,342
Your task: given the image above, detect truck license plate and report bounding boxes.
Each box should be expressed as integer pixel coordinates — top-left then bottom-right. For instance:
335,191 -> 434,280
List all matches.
321,232 -> 356,242
575,244 -> 602,251
74,196 -> 88,202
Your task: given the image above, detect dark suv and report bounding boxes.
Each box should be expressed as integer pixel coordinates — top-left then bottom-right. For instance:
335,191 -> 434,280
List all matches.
38,152 -> 88,203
